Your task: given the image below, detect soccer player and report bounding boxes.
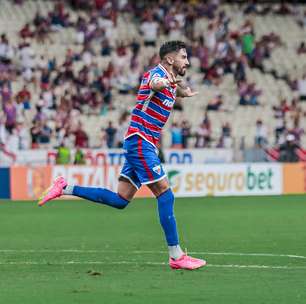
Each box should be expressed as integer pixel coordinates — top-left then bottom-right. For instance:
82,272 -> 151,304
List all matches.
39,41 -> 206,270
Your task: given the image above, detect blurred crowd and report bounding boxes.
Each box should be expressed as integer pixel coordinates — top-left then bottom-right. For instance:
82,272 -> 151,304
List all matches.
0,0 -> 306,162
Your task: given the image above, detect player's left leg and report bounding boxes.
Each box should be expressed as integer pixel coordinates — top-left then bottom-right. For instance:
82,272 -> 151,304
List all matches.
64,178 -> 137,209
38,177 -> 137,208
38,160 -> 139,208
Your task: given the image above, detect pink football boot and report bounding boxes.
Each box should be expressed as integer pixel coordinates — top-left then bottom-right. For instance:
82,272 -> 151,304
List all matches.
38,176 -> 67,206
169,254 -> 207,270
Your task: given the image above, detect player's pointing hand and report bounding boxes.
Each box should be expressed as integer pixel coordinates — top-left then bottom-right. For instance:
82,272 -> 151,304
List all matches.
184,87 -> 198,97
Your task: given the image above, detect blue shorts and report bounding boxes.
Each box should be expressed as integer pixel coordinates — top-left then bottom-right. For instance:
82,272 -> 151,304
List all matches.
120,135 -> 166,189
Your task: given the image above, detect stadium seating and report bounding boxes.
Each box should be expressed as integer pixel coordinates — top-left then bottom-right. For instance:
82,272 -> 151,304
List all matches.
1,0 -> 306,151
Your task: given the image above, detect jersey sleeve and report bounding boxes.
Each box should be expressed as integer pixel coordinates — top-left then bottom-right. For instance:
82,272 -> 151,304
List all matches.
148,70 -> 165,88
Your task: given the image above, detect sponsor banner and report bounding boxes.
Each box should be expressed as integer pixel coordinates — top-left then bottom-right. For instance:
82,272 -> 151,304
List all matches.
1,148 -> 233,166
283,163 -> 306,194
164,149 -> 233,164
165,163 -> 282,197
3,149 -> 126,166
10,166 -> 52,200
10,165 -> 152,200
0,167 -> 10,199
10,163 -> 294,200
7,163 -> 306,200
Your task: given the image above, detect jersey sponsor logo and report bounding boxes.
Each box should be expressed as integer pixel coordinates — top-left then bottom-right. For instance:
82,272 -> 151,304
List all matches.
153,164 -> 162,175
168,86 -> 176,95
163,99 -> 175,107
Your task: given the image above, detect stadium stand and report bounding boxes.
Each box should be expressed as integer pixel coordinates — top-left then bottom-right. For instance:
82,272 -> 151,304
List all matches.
1,0 -> 306,162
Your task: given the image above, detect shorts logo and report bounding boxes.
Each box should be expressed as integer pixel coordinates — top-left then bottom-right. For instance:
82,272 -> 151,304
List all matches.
153,165 -> 161,175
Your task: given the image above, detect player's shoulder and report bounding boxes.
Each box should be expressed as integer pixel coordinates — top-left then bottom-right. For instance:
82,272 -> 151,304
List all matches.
148,64 -> 167,79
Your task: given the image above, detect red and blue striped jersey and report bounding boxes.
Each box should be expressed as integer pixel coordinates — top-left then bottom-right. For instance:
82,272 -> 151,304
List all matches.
125,64 -> 177,147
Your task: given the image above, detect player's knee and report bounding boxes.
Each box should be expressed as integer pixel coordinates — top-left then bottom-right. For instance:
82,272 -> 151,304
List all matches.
149,180 -> 170,198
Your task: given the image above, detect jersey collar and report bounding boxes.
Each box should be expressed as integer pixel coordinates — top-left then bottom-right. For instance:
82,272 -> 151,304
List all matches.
158,63 -> 171,79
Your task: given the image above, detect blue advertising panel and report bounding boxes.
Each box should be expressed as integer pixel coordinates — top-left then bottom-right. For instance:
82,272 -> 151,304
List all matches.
0,167 -> 10,199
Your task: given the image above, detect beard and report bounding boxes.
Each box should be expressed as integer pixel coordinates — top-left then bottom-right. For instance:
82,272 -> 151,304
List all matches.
173,66 -> 187,77
178,69 -> 186,76
174,66 -> 186,77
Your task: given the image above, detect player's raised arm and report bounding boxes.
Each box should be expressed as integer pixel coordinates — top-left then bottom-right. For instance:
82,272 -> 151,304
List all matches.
176,81 -> 198,98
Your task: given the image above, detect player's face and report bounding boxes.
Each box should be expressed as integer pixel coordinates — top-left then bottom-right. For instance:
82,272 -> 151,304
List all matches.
173,48 -> 189,76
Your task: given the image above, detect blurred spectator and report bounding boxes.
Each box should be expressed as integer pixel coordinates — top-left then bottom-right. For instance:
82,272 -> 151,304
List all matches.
297,42 -> 306,55
290,117 -> 304,144
273,98 -> 290,144
116,111 -> 130,148
101,39 -> 112,56
206,94 -> 224,111
30,120 -> 40,148
56,142 -> 71,164
170,122 -> 183,148
16,120 -> 30,149
217,122 -> 232,148
206,22 -> 217,52
6,127 -> 19,153
0,34 -> 14,63
298,74 -> 306,101
38,120 -> 52,146
203,61 -> 223,86
238,80 -> 261,105
3,99 -> 17,132
241,20 -> 255,60
140,15 -> 159,47
273,98 -> 290,117
74,148 -> 86,164
17,85 -> 31,110
19,23 -> 34,40
74,122 -> 88,148
19,43 -> 35,70
105,121 -> 117,148
100,128 -> 107,148
278,134 -> 299,162
254,119 -> 268,147
195,115 -> 211,148
0,78 -> 12,103
0,115 -> 7,145
30,120 -> 52,148
234,56 -> 247,82
297,10 -> 306,28
181,120 -> 191,149
0,115 -> 16,162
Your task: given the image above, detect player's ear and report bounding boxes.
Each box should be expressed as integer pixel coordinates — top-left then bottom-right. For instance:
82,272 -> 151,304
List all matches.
165,55 -> 174,65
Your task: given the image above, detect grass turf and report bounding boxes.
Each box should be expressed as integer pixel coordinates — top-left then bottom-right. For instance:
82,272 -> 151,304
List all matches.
1,195 -> 306,304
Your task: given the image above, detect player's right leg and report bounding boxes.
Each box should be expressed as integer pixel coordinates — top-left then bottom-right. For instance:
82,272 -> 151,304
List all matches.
124,135 -> 206,270
147,178 -> 206,270
38,160 -> 139,208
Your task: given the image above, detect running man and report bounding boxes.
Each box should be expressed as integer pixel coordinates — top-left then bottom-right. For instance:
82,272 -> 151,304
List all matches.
39,41 -> 206,270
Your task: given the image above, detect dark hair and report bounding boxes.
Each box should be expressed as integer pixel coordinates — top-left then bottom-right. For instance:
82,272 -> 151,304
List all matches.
159,40 -> 186,60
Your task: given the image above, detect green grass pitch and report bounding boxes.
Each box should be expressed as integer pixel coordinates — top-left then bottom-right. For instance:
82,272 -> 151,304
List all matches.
1,195 -> 306,304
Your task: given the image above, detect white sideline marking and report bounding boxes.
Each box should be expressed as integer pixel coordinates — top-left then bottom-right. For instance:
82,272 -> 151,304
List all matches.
0,249 -> 306,260
0,260 -> 306,270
